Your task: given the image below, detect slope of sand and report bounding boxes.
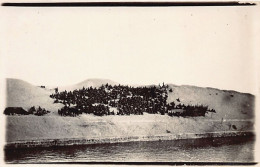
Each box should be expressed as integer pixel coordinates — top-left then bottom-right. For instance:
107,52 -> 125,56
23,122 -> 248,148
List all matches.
59,78 -> 118,91
5,79 -> 255,143
6,78 -> 63,111
6,114 -> 254,142
167,84 -> 255,120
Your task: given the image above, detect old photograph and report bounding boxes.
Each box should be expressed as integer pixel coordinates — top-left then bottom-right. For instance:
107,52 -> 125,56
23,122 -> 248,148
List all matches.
0,1 -> 259,165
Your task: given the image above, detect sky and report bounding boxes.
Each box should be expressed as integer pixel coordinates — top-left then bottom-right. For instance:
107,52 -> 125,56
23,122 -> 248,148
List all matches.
1,6 -> 259,94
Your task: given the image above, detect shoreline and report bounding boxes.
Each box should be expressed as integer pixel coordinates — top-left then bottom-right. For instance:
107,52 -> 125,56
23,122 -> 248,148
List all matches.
5,130 -> 255,149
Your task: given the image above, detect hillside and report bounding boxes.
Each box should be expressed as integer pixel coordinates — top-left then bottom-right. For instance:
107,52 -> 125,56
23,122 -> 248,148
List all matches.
6,78 -> 63,111
5,78 -> 255,120
5,78 -> 255,143
59,78 -> 118,91
167,84 -> 255,120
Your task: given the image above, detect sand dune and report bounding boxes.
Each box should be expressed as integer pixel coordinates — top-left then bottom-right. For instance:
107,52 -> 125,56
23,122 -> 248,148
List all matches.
59,78 -> 118,91
6,78 -> 255,120
6,78 -> 63,112
5,78 -> 255,142
167,84 -> 255,120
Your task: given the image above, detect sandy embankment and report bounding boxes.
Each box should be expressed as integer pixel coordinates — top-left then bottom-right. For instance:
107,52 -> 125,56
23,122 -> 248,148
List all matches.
6,113 -> 254,148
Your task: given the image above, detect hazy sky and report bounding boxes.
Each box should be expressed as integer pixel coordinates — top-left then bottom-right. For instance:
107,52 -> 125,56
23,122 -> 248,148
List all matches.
1,6 -> 259,94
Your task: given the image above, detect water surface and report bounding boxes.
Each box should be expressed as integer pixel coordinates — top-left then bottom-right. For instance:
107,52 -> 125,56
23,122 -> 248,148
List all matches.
5,136 -> 255,163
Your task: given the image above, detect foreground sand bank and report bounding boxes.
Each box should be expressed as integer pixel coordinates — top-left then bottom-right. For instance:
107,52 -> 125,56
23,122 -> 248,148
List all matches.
5,114 -> 254,148
5,131 -> 254,149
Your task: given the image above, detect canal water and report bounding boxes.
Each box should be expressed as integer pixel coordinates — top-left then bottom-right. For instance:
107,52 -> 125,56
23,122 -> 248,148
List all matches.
5,136 -> 255,163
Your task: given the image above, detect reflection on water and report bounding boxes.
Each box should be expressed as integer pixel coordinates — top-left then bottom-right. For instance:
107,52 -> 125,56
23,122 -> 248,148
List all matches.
5,136 -> 255,163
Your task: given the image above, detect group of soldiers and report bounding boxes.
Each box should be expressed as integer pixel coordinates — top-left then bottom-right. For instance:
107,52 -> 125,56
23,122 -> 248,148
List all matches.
51,83 -> 170,116
51,83 -> 215,117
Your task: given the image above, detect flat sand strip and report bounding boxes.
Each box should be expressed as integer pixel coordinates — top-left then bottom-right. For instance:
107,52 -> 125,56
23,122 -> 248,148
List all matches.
5,131 -> 255,149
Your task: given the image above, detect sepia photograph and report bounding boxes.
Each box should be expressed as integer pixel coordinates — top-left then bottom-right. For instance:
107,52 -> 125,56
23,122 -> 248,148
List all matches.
0,1 -> 259,165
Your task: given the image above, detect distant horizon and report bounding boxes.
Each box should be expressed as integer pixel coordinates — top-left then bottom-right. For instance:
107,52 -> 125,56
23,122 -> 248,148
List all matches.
6,77 -> 256,95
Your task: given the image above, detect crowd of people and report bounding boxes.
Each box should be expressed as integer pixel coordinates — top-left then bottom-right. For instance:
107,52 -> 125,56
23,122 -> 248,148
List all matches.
168,103 -> 216,117
50,83 -> 215,117
51,83 -> 169,116
28,106 -> 50,116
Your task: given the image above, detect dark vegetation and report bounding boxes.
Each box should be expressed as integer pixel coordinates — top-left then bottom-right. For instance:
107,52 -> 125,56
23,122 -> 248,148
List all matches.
4,107 -> 28,115
4,106 -> 50,116
50,83 -> 216,117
